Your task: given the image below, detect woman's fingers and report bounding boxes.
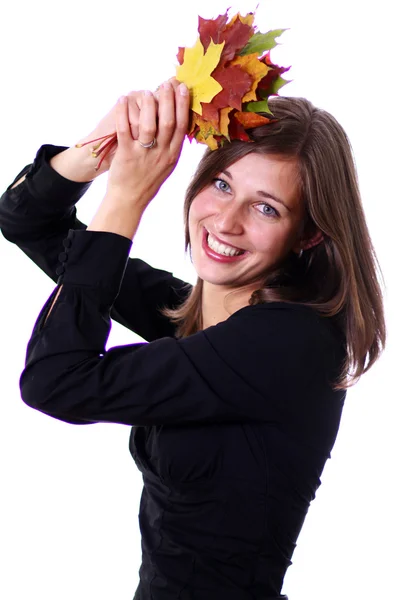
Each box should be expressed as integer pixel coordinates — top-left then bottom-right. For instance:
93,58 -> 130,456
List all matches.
156,81 -> 176,147
137,91 -> 157,147
114,81 -> 188,161
170,83 -> 190,152
127,91 -> 142,140
107,83 -> 189,208
115,96 -> 133,153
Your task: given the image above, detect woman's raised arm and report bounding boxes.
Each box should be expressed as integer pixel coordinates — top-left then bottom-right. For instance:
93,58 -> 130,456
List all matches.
0,90 -> 190,341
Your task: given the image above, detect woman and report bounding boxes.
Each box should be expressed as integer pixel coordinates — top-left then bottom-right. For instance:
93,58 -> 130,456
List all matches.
0,80 -> 385,599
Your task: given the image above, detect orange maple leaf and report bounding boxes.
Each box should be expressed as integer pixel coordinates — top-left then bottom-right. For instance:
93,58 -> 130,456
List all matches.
234,112 -> 275,128
226,12 -> 255,28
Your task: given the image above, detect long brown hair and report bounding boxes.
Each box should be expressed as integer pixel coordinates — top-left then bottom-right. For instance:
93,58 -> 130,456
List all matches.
162,96 -> 386,390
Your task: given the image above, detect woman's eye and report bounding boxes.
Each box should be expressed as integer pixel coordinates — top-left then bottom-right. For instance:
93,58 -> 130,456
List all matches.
256,203 -> 279,217
213,178 -> 231,193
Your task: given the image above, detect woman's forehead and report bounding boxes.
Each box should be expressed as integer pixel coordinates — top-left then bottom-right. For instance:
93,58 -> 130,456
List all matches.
220,154 -> 302,206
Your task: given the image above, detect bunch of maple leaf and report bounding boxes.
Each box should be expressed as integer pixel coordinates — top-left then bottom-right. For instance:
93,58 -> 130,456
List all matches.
77,10 -> 290,169
176,10 -> 290,150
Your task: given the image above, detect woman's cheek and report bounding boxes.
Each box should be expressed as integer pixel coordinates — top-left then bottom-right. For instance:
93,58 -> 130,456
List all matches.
192,191 -> 217,218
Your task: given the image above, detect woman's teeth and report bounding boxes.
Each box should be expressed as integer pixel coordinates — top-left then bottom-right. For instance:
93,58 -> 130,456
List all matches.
207,232 -> 244,256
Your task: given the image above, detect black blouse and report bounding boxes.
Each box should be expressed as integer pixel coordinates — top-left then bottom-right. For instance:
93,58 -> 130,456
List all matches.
0,145 -> 347,600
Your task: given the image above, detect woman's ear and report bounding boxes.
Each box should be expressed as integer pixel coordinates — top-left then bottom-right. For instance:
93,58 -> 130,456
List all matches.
293,229 -> 324,254
302,229 -> 324,251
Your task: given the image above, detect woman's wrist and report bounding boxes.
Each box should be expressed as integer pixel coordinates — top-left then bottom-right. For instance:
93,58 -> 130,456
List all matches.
86,192 -> 146,241
49,138 -> 101,183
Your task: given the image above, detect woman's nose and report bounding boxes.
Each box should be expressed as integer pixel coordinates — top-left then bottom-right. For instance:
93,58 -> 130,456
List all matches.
213,203 -> 245,235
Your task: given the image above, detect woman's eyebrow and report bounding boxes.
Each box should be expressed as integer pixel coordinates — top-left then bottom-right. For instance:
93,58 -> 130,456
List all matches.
221,169 -> 290,211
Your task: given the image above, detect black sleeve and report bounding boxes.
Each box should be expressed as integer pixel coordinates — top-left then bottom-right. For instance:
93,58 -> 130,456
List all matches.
20,229 -> 345,452
0,144 -> 191,341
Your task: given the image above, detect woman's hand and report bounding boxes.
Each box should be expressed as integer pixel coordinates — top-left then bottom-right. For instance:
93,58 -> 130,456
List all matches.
48,89 -> 157,183
77,78 -> 182,177
86,81 -> 189,240
105,80 -> 190,209
75,89 -> 154,177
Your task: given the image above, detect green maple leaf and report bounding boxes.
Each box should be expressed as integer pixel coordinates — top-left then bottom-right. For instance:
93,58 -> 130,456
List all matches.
239,29 -> 288,56
269,75 -> 291,94
243,99 -> 273,114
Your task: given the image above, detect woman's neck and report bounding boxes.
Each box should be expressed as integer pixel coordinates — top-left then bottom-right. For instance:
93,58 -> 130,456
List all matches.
201,282 -> 254,329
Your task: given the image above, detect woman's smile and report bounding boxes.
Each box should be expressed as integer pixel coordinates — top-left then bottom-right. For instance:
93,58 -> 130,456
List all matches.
202,227 -> 248,263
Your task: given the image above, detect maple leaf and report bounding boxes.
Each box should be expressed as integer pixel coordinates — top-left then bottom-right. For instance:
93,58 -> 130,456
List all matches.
219,14 -> 254,64
227,12 -> 255,28
230,53 -> 270,102
268,75 -> 292,95
234,112 -> 275,128
188,124 -> 200,142
211,63 -> 252,110
200,103 -> 220,131
228,113 -> 251,142
257,58 -> 291,95
195,129 -> 219,150
239,29 -> 288,56
243,99 -> 273,114
176,47 -> 185,65
187,110 -> 198,135
176,37 -> 225,115
193,113 -> 220,138
198,12 -> 229,49
198,11 -> 254,65
198,61 -> 252,129
219,107 -> 233,138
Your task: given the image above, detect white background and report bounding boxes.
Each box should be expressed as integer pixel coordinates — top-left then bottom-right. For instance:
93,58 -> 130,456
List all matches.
0,1 -> 398,599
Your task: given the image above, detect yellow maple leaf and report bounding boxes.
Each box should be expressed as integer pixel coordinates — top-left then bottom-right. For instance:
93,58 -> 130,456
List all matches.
196,130 -> 219,150
176,37 -> 225,115
231,53 -> 270,102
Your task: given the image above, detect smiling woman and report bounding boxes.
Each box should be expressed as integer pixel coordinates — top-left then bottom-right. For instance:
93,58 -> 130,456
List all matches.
0,83 -> 386,600
164,95 -> 385,391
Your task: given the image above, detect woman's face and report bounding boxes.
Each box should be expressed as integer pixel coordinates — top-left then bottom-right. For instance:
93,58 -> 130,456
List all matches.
188,153 -> 305,291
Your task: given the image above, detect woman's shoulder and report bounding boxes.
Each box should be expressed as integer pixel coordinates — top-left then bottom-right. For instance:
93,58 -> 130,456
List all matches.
229,301 -> 343,344
203,301 -> 346,380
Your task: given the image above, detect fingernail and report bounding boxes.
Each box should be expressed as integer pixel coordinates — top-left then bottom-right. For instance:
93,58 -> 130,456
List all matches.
144,90 -> 153,97
178,83 -> 189,96
162,81 -> 172,91
118,96 -> 126,104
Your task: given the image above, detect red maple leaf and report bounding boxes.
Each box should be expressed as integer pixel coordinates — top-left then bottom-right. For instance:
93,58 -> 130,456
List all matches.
198,13 -> 254,66
200,103 -> 220,131
198,62 -> 252,131
219,18 -> 254,64
212,63 -> 252,110
198,13 -> 229,49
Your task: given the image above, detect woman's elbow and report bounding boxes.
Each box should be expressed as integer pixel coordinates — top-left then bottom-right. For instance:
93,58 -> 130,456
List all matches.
20,372 -> 93,425
20,367 -> 70,418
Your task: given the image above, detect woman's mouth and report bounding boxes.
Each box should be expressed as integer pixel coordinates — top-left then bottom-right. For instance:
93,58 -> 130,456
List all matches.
202,228 -> 248,263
